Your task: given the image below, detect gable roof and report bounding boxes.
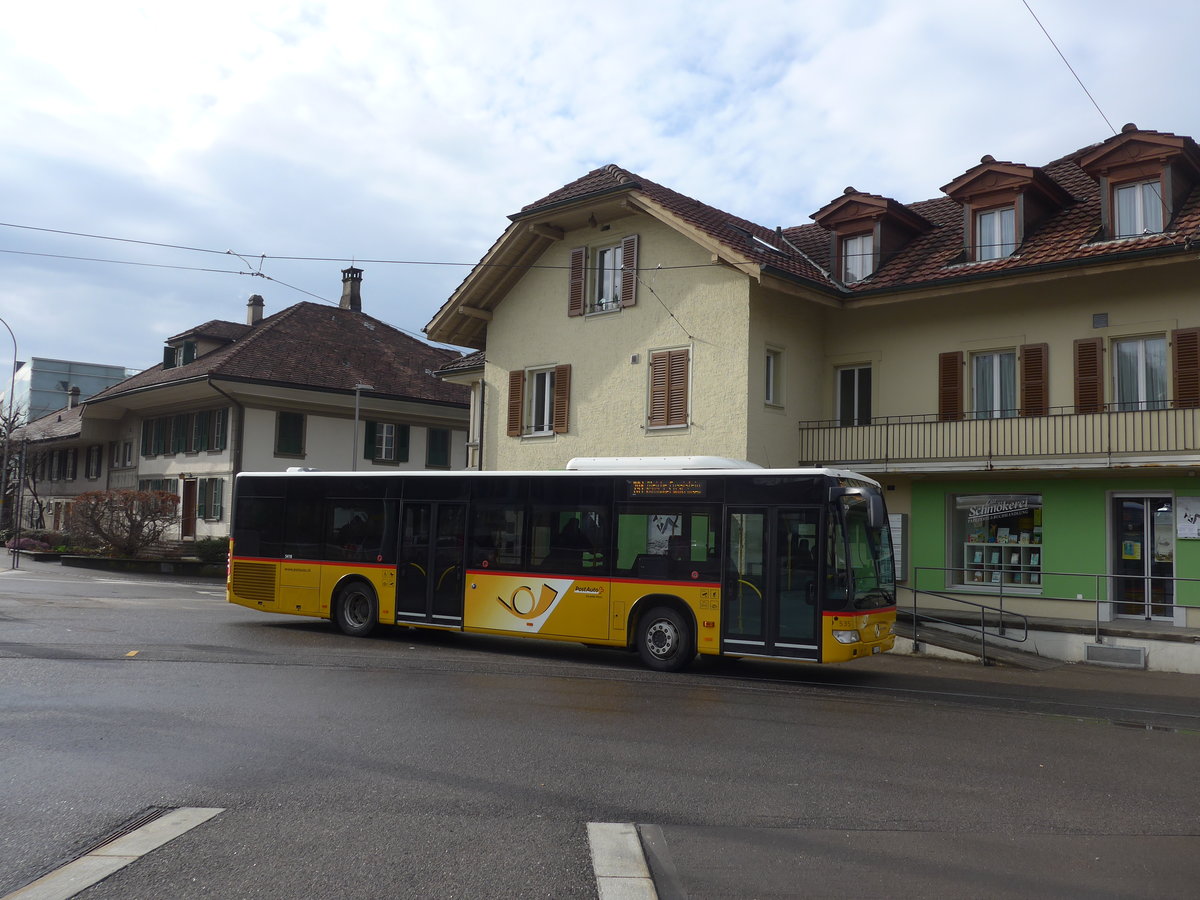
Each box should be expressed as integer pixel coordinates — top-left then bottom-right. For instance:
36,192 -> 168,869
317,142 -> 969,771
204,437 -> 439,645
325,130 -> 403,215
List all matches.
426,127 -> 1200,348
89,302 -> 469,408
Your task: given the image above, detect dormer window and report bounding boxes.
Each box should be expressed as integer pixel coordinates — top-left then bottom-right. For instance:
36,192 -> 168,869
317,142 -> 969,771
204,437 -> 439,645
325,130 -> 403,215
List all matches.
975,206 -> 1016,260
1078,125 -> 1200,241
1114,179 -> 1163,237
842,233 -> 874,282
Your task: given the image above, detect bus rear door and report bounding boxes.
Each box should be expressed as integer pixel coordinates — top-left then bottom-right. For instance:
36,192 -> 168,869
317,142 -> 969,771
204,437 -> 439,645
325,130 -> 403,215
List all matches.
395,501 -> 467,627
723,508 -> 821,660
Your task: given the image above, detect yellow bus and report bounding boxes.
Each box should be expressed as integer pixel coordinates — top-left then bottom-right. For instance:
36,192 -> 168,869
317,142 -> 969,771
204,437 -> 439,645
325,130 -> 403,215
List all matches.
228,457 -> 896,671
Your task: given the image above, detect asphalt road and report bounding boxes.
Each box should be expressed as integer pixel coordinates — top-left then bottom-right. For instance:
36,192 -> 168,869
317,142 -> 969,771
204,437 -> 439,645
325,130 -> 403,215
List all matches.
1,558 -> 1198,898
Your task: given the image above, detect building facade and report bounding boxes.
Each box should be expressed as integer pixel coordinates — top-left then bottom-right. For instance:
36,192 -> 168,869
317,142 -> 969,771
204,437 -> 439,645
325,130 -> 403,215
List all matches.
16,270 -> 470,543
427,125 -> 1200,631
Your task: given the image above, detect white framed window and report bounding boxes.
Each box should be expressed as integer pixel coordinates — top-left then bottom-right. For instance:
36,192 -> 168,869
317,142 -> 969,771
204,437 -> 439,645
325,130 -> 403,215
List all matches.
1114,336 -> 1167,411
528,367 -> 557,435
376,423 -> 397,460
971,351 -> 1016,419
837,365 -> 871,426
765,347 -> 783,406
841,233 -> 873,283
1114,180 -> 1163,238
976,206 -> 1016,260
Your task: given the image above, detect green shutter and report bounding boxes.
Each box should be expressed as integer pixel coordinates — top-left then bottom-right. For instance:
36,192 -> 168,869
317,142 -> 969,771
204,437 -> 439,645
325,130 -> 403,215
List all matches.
364,420 -> 377,460
214,408 -> 228,450
212,478 -> 223,520
197,479 -> 208,519
182,341 -> 197,364
398,425 -> 410,462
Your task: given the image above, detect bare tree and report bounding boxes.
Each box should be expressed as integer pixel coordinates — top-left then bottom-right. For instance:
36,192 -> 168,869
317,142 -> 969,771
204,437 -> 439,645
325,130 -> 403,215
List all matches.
0,405 -> 25,531
66,490 -> 180,558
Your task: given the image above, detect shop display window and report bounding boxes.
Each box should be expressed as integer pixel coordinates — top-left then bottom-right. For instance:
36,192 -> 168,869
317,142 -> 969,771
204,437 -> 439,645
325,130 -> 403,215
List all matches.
953,493 -> 1042,588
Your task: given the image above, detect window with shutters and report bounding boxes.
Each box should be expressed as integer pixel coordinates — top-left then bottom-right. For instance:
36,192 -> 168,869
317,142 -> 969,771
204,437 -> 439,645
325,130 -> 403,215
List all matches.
1113,336 -> 1167,411
364,421 -> 410,464
198,478 -> 223,521
568,235 -> 638,316
507,365 -> 571,437
648,348 -> 690,428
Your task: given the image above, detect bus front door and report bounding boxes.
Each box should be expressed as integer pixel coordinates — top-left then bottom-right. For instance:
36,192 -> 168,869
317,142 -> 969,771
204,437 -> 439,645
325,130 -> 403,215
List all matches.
395,502 -> 466,627
723,508 -> 820,660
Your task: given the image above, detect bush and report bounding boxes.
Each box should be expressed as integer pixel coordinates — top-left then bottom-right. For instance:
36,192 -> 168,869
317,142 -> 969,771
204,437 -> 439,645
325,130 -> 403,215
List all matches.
193,537 -> 229,564
5,536 -> 51,552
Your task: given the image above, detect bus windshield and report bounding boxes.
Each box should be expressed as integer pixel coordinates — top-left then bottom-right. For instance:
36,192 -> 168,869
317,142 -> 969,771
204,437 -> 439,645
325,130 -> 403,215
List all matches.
829,494 -> 895,610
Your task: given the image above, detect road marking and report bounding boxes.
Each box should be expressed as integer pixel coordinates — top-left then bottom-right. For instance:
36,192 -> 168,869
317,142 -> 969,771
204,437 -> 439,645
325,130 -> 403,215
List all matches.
3,807 -> 224,900
588,822 -> 657,900
124,651 -> 139,657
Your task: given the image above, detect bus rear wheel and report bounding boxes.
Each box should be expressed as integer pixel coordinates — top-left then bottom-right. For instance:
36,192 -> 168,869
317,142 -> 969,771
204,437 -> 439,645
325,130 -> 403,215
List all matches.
637,606 -> 694,672
334,582 -> 378,637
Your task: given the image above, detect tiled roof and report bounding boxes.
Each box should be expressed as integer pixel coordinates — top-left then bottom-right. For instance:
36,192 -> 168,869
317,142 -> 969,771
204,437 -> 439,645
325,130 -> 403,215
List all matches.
90,302 -> 469,407
14,404 -> 82,443
518,130 -> 1200,298
521,164 -> 832,284
434,350 -> 485,374
167,319 -> 251,343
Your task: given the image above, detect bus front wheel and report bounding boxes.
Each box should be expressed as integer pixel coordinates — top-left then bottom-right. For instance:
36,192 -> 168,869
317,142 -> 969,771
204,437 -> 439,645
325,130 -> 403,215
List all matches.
637,606 -> 694,672
334,582 -> 378,637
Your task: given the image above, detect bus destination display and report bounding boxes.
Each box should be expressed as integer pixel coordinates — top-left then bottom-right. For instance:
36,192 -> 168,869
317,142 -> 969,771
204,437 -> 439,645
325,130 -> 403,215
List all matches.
627,478 -> 707,498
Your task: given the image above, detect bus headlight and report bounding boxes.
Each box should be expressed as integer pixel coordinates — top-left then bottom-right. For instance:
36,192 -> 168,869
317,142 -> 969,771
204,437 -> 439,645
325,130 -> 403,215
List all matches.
833,629 -> 860,644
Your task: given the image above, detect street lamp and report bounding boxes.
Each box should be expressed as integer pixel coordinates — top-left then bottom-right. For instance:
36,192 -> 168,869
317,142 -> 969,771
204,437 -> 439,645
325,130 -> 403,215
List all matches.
351,384 -> 374,471
0,316 -> 17,547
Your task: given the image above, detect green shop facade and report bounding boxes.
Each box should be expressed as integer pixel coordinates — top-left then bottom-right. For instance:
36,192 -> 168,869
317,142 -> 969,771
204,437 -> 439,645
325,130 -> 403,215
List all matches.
906,474 -> 1200,628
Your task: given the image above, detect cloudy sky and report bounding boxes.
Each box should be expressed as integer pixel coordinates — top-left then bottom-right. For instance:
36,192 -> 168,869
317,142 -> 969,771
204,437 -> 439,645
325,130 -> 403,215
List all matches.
1,0 -> 1195,394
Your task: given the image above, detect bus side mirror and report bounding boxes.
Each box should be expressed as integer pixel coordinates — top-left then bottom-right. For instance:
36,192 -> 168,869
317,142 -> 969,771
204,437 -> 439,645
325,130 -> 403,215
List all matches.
869,494 -> 886,530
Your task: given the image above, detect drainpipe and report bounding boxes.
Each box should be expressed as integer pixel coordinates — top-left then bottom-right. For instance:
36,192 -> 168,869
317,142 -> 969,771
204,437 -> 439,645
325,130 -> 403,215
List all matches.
207,379 -> 244,479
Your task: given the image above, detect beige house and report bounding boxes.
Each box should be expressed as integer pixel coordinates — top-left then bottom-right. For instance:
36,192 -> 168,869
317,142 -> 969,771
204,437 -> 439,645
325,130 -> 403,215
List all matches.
17,269 -> 470,543
428,125 -> 1200,636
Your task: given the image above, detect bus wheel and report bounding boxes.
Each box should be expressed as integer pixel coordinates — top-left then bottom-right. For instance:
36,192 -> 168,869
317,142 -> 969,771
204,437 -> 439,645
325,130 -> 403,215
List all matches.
637,606 -> 694,672
334,582 -> 378,637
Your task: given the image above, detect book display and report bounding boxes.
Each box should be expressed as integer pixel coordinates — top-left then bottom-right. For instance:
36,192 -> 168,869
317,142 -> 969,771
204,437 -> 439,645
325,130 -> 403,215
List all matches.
955,494 -> 1043,590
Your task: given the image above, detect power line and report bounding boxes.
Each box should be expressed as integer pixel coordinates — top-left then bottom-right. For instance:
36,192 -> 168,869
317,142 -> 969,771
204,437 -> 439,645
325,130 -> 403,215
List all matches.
1022,0 -> 1117,135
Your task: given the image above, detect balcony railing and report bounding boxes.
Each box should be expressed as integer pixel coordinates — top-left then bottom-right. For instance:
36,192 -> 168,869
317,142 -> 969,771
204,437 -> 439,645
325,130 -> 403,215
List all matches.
798,404 -> 1200,469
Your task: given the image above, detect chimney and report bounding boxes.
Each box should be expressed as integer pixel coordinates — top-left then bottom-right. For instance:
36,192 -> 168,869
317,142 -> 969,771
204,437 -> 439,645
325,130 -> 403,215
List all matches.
340,266 -> 363,312
247,294 -> 265,325
68,386 -> 81,409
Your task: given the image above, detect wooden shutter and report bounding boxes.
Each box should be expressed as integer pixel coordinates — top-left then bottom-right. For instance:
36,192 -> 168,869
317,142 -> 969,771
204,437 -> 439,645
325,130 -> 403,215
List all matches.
552,364 -> 571,434
197,479 -> 209,520
937,351 -> 964,421
1074,337 -> 1105,414
568,247 -> 586,317
620,234 -> 639,308
1019,343 -> 1049,417
507,370 -> 524,437
649,349 -> 689,427
363,420 -> 376,460
1172,327 -> 1200,408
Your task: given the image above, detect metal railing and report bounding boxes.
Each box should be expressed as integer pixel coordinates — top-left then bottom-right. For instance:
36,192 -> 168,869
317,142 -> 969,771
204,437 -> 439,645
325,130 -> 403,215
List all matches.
902,566 -> 1199,664
799,404 -> 1200,467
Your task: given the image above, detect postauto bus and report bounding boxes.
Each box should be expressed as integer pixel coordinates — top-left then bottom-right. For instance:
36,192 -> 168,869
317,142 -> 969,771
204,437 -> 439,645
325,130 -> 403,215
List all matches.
228,457 -> 896,671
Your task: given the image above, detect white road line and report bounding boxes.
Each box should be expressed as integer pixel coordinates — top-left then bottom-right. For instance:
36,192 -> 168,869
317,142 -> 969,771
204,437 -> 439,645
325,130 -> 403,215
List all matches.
3,807 -> 224,900
588,822 -> 658,900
